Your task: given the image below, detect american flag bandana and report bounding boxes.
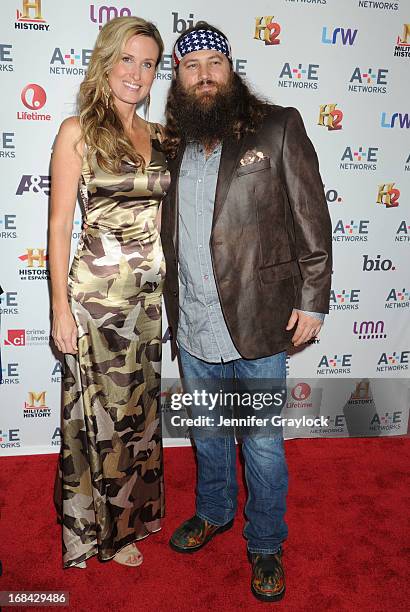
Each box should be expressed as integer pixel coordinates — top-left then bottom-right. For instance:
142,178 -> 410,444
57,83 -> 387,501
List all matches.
173,29 -> 232,65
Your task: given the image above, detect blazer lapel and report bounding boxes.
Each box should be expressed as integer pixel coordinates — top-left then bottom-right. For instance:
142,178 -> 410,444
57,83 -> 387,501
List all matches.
212,134 -> 252,227
169,142 -> 185,254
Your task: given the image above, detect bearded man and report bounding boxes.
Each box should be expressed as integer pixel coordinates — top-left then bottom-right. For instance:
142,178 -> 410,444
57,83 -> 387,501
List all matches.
161,22 -> 332,602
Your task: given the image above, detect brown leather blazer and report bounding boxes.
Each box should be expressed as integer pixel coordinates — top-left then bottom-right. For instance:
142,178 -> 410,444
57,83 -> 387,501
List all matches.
161,105 -> 332,360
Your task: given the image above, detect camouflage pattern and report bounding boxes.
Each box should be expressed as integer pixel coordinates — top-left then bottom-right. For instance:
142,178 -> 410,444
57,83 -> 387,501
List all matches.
57,123 -> 170,568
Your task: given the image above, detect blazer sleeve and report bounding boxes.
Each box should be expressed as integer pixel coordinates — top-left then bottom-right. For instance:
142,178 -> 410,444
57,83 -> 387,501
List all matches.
281,107 -> 332,313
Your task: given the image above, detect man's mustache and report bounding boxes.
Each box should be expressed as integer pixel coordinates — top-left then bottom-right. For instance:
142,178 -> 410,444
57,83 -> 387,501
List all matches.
189,79 -> 219,94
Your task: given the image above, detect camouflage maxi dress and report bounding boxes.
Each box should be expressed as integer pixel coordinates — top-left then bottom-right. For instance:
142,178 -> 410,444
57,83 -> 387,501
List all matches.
57,123 -> 170,568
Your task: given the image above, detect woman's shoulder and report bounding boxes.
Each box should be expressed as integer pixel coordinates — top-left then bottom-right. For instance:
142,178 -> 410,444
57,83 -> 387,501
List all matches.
56,116 -> 84,157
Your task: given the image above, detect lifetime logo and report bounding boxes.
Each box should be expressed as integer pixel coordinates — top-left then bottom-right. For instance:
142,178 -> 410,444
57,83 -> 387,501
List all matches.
353,320 -> 387,340
4,329 -> 25,346
321,26 -> 358,46
376,183 -> 400,208
15,0 -> 49,31
290,383 -> 311,402
90,4 -> 131,29
318,104 -> 343,131
18,84 -> 50,121
381,112 -> 410,129
16,174 -> 50,196
254,16 -> 281,46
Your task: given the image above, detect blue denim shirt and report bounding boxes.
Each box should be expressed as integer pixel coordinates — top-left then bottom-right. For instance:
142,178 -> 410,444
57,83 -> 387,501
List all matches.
177,142 -> 325,363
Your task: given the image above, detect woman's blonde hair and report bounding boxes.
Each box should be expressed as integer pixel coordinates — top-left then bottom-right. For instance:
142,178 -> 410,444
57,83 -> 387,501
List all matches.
78,16 -> 164,174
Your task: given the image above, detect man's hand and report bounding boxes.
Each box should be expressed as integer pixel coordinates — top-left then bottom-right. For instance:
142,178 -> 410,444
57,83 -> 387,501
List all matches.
286,309 -> 323,347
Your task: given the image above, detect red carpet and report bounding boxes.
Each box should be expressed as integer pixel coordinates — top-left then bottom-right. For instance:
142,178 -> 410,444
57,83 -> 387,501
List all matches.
0,438 -> 409,611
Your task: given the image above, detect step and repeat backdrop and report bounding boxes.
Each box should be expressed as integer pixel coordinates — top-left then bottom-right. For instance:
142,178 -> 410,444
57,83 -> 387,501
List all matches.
0,0 -> 409,455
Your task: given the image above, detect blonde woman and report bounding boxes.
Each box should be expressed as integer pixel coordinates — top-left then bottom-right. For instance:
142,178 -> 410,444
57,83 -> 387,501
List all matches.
49,17 -> 169,569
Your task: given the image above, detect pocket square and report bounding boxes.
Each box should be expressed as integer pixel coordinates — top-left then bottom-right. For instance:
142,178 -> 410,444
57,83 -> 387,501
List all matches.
239,149 -> 270,166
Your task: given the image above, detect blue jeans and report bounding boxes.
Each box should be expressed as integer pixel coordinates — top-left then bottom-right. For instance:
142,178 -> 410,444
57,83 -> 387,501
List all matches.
179,346 -> 288,554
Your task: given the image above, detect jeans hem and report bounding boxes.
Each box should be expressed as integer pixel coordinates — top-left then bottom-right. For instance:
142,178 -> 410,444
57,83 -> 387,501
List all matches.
247,546 -> 282,555
196,510 -> 234,527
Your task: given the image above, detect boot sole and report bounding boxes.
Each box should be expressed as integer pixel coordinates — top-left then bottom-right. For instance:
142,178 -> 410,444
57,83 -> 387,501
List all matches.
251,584 -> 286,602
169,519 -> 234,553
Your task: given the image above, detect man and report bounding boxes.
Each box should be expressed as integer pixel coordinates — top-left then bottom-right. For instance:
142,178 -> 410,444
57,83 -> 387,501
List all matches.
161,22 -> 332,602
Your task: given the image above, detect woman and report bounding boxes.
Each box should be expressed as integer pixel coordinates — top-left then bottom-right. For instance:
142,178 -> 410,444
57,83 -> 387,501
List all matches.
49,16 -> 169,569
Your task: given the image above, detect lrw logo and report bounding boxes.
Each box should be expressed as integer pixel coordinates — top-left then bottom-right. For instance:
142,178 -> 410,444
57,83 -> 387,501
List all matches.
4,329 -> 25,346
381,112 -> 410,128
322,26 -> 358,46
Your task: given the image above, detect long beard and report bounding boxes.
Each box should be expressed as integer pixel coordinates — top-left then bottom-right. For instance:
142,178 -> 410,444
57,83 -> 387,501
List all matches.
171,75 -> 239,146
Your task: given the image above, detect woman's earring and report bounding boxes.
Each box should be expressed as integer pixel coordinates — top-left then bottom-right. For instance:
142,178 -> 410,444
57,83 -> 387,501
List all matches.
103,82 -> 111,108
144,94 -> 150,121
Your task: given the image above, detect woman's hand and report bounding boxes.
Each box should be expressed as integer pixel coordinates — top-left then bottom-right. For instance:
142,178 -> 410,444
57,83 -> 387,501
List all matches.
52,307 -> 78,354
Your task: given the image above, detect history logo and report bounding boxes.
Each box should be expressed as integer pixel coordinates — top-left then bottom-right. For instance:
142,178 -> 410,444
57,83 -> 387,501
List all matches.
318,104 -> 343,131
394,23 -> 410,58
18,249 -> 49,280
348,67 -> 388,93
15,0 -> 49,31
24,391 -> 51,418
254,16 -> 281,46
17,84 -> 51,122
